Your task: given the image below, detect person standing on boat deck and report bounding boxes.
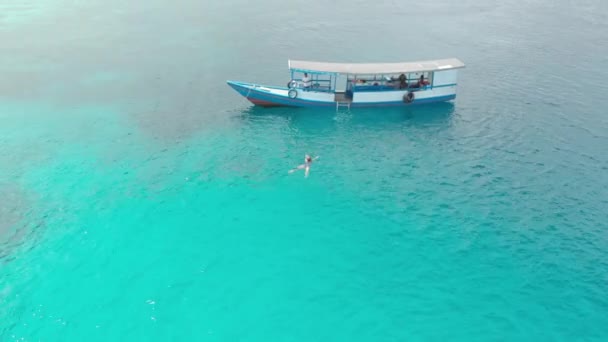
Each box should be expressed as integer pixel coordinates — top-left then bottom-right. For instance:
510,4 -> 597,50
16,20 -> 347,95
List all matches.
398,74 -> 408,89
289,154 -> 319,177
302,73 -> 312,90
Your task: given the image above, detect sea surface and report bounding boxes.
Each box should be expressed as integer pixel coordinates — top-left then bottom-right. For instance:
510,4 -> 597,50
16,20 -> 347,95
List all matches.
1,0 -> 608,340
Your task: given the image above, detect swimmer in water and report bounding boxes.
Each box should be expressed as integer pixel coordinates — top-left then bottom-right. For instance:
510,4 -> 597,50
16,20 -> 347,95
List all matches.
288,154 -> 319,177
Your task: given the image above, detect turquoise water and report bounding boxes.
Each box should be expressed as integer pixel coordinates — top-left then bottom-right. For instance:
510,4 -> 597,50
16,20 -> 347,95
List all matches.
2,0 -> 608,340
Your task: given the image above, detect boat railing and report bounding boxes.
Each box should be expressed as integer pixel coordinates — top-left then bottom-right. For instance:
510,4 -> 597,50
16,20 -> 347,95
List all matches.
290,78 -> 333,93
352,83 -> 432,92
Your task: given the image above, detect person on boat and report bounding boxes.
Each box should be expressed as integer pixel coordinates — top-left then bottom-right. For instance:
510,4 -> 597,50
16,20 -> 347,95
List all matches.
302,73 -> 312,90
288,154 -> 319,177
398,74 -> 408,89
418,74 -> 429,87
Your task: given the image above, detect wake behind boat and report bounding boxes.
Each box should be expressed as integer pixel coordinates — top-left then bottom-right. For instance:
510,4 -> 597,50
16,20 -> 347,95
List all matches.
227,58 -> 464,109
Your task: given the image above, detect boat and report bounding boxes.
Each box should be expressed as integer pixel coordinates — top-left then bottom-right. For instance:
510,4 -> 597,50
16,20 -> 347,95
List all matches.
227,58 -> 465,109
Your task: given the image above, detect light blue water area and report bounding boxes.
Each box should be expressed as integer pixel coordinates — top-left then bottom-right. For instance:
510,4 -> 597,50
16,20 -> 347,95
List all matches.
2,0 -> 608,340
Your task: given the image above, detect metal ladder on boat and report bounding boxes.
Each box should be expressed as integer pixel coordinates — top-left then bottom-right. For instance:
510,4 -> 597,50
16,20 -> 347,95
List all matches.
335,101 -> 351,110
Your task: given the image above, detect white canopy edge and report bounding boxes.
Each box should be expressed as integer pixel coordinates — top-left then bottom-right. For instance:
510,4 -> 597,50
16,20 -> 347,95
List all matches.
288,58 -> 465,75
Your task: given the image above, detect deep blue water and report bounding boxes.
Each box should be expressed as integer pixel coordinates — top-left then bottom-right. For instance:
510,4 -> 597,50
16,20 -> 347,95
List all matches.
1,0 -> 608,340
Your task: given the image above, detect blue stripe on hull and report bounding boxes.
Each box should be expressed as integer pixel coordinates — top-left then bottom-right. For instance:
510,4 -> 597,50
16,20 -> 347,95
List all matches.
352,95 -> 456,107
227,81 -> 456,108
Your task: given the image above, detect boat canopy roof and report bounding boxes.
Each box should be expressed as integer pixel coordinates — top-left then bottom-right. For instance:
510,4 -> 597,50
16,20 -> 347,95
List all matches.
288,58 -> 464,75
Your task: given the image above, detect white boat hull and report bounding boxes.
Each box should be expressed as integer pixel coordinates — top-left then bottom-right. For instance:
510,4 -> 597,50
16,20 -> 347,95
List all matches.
227,81 -> 457,108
